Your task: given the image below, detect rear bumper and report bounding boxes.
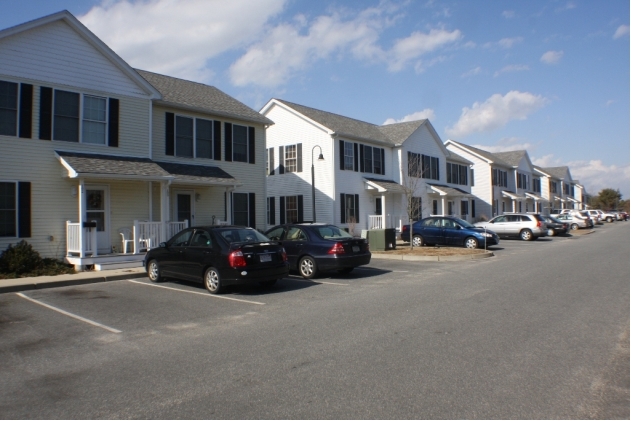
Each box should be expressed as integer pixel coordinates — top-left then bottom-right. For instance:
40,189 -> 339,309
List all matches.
316,253 -> 372,271
222,263 -> 290,286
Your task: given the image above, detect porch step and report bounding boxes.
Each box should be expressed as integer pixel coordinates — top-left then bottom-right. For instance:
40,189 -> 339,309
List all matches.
94,260 -> 144,271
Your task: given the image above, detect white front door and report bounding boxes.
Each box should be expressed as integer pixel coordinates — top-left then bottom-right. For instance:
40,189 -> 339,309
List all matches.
173,190 -> 195,226
85,186 -> 110,253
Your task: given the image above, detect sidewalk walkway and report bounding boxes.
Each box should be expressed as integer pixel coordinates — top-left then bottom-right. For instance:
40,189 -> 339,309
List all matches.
0,267 -> 147,294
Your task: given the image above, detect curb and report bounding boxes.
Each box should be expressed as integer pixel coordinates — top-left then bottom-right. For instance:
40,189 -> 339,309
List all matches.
0,270 -> 147,294
371,250 -> 494,262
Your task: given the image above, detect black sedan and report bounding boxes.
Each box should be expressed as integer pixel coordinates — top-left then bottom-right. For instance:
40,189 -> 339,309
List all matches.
144,226 -> 289,294
542,215 -> 569,236
264,223 -> 371,279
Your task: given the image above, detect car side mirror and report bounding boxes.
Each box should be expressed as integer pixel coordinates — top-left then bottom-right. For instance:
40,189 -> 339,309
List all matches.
159,242 -> 167,248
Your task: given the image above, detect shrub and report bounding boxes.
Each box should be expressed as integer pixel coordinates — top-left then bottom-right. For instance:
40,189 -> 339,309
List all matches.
0,240 -> 43,275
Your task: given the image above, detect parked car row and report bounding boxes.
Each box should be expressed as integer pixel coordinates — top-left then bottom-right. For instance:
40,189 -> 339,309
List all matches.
550,208 -> 628,224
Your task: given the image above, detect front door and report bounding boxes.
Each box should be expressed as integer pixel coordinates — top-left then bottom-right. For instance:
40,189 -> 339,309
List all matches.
173,190 -> 194,226
85,186 -> 110,253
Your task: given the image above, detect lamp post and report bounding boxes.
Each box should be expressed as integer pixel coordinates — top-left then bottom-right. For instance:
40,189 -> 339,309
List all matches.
311,145 -> 324,222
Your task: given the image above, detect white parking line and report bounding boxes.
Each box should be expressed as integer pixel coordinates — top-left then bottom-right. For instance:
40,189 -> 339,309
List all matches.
128,280 -> 265,305
17,293 -> 122,333
292,278 -> 348,286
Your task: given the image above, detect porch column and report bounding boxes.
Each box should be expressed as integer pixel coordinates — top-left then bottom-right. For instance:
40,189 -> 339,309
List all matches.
160,181 -> 170,243
381,194 -> 387,229
441,197 -> 445,216
226,187 -> 232,224
78,179 -> 85,258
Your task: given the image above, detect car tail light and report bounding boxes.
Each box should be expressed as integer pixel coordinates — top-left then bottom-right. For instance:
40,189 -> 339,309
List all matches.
536,221 -> 543,228
228,250 -> 247,267
280,247 -> 287,262
328,242 -> 346,255
402,225 -> 408,232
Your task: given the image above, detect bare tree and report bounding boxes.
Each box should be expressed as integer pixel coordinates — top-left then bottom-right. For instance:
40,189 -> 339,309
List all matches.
401,152 -> 426,249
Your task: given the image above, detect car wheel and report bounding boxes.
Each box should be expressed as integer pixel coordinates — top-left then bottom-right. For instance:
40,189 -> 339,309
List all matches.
204,267 -> 223,294
337,267 -> 354,274
147,259 -> 163,282
299,256 -> 318,279
259,279 -> 277,287
547,228 -> 555,237
412,235 -> 424,247
570,223 -> 579,231
606,217 -> 613,223
520,229 -> 534,241
464,237 -> 478,249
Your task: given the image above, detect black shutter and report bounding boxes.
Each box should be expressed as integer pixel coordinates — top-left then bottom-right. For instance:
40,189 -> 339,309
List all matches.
39,86 -> 52,140
18,182 -> 31,238
471,200 -> 476,218
380,149 -> 385,175
165,112 -> 175,155
248,126 -> 255,164
297,195 -> 303,222
19,84 -> 33,139
339,140 -> 345,170
359,145 -> 365,172
269,147 -> 275,175
297,143 -> 302,172
269,197 -> 276,225
436,157 -> 440,180
340,193 -> 346,223
354,194 -> 360,223
353,143 -> 358,171
213,120 -> 222,160
280,196 -> 286,224
278,146 -> 285,174
224,192 -> 227,221
248,192 -> 256,228
108,98 -> 119,147
224,123 -> 232,161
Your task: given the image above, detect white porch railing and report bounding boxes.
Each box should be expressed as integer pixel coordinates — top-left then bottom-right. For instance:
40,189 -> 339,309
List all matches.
367,214 -> 407,232
368,215 -> 383,229
66,221 -> 98,257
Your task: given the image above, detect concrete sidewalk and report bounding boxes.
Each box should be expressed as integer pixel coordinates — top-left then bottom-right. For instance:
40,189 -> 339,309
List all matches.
0,267 -> 147,294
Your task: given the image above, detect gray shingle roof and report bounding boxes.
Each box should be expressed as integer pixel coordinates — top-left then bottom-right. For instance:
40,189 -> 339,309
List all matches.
427,183 -> 473,197
492,150 -> 528,167
447,140 -> 512,168
541,166 -> 571,180
56,151 -> 238,185
364,177 -> 406,193
275,99 -> 426,146
137,69 -> 272,125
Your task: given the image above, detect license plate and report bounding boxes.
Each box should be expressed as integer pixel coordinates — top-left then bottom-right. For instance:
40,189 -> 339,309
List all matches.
260,254 -> 272,262
352,246 -> 359,252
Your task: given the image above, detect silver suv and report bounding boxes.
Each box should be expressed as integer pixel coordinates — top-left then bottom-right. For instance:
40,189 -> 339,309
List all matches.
474,213 -> 548,241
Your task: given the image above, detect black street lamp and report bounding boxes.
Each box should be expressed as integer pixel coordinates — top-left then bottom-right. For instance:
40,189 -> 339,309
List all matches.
311,145 -> 324,222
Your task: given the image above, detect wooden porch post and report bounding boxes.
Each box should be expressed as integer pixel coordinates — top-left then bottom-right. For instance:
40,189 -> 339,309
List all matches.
78,179 -> 85,258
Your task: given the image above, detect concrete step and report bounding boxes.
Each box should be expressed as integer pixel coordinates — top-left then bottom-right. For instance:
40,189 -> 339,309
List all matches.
94,260 -> 144,271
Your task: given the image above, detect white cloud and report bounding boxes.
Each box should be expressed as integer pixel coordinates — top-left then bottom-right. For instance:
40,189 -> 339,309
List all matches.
461,66 -> 482,78
556,2 -> 576,12
494,64 -> 529,77
79,0 -> 287,83
540,50 -> 564,64
533,155 -> 631,199
613,25 -> 630,39
483,37 -> 523,50
472,137 -> 536,153
387,28 -> 462,72
383,109 -> 436,125
606,99 -> 616,107
502,10 -> 515,19
445,91 -> 548,138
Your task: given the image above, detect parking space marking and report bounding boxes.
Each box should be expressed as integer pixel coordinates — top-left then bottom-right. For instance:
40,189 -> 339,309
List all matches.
17,293 -> 122,333
291,278 -> 348,286
128,280 -> 265,305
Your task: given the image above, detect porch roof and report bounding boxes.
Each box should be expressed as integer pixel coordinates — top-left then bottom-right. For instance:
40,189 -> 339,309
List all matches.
566,196 -> 580,203
524,192 -> 545,201
427,184 -> 474,197
554,196 -> 566,202
55,151 -> 240,186
363,177 -> 406,193
502,190 -> 526,200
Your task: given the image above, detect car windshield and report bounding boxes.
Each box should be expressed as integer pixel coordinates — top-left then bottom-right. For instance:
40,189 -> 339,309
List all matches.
453,217 -> 475,228
314,225 -> 353,239
216,228 -> 270,244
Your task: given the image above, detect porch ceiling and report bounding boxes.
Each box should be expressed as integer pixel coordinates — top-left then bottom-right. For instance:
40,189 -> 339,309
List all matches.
427,183 -> 473,197
524,192 -> 545,201
501,190 -> 525,200
55,151 -> 240,186
363,177 -> 405,193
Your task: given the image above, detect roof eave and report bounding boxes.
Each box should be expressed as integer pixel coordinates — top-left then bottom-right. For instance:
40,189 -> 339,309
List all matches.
155,100 -> 273,126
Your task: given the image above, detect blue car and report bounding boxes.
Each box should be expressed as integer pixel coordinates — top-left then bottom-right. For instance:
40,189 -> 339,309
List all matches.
400,216 -> 499,249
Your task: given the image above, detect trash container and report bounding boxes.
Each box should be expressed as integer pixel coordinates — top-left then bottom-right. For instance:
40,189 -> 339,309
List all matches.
367,229 -> 396,251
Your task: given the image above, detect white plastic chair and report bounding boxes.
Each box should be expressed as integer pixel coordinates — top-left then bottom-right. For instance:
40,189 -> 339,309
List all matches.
118,228 -> 134,254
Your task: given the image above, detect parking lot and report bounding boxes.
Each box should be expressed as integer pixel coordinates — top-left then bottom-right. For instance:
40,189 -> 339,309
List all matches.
1,222 -> 627,419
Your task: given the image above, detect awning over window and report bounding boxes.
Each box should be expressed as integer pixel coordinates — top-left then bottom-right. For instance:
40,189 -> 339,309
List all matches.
524,192 -> 545,201
554,196 -> 566,202
55,151 -> 240,186
428,184 -> 474,197
502,190 -> 525,200
363,177 -> 406,193
566,196 -> 579,203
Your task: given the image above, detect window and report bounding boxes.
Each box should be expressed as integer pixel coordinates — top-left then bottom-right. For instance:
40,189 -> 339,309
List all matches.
285,145 -> 297,173
54,90 -> 80,142
340,193 -> 359,224
0,80 -> 18,136
344,142 -> 354,170
563,183 -> 570,195
169,229 -> 193,247
408,152 -> 421,178
373,148 -> 382,175
432,199 -> 438,215
411,197 -> 422,221
285,195 -> 298,223
363,145 -> 373,173
492,168 -> 508,187
422,154 -> 439,180
517,173 -> 529,189
232,193 -> 250,226
196,119 -> 213,159
550,181 -> 558,194
447,163 -> 468,185
533,178 -> 541,193
360,145 -> 385,174
0,182 -> 16,237
233,124 -> 248,162
175,116 -> 194,157
82,95 -> 107,144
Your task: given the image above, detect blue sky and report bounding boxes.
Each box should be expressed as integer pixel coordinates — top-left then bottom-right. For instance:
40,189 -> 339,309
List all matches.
2,0 -> 629,198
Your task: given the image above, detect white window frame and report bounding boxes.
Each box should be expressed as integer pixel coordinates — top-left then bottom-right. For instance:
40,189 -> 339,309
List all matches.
174,114 -> 214,159
232,124 -> 249,163
285,145 -> 297,173
52,89 -> 109,145
285,195 -> 298,223
344,141 -> 354,170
